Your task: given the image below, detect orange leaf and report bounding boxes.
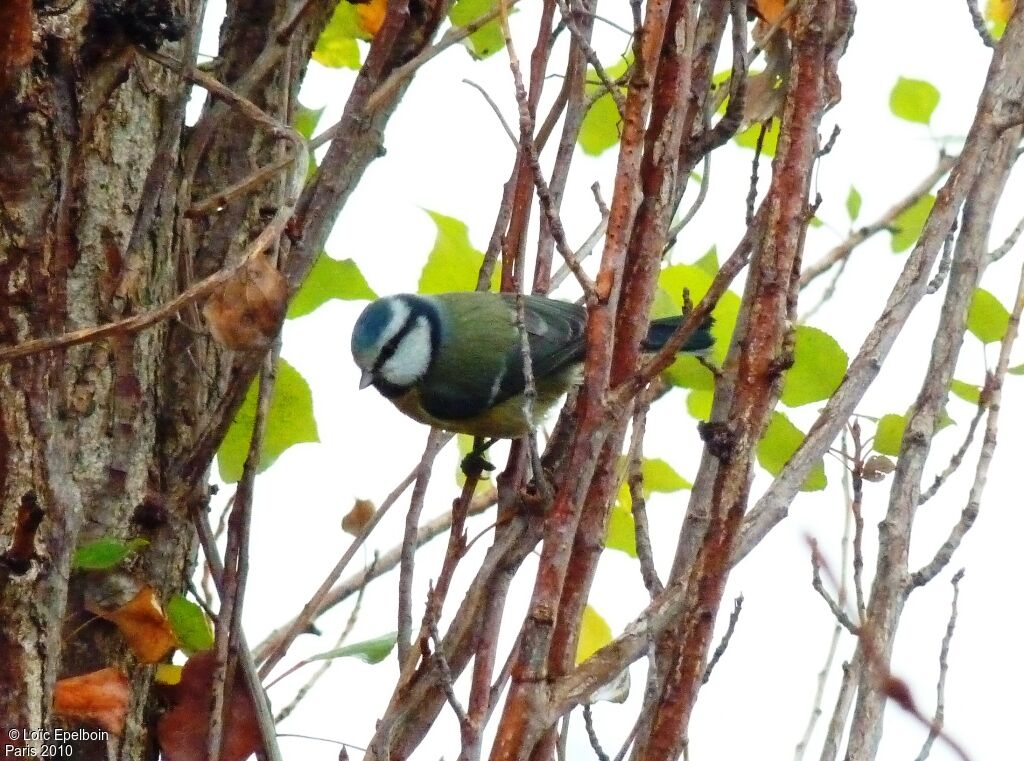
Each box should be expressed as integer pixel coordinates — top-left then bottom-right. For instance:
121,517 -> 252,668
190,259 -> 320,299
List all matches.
355,0 -> 387,36
749,0 -> 787,23
94,585 -> 178,664
53,668 -> 130,735
158,651 -> 261,761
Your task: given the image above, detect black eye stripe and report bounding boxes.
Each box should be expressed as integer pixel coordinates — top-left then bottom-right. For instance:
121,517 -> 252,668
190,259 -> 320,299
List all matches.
373,313 -> 422,374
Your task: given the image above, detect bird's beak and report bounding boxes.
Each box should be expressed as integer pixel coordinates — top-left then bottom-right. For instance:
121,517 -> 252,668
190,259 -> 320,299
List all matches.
359,370 -> 374,390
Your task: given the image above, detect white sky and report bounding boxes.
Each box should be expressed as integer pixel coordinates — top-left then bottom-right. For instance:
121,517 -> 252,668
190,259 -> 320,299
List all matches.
197,2 -> 1024,760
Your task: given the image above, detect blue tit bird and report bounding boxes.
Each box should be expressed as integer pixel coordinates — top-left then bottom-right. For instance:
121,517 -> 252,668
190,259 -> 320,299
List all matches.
350,292 -> 715,441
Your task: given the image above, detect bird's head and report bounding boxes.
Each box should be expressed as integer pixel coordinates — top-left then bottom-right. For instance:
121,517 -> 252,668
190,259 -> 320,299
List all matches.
350,295 -> 436,395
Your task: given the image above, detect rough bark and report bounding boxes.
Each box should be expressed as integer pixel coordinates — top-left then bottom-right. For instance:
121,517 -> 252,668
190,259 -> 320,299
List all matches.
0,0 -> 446,757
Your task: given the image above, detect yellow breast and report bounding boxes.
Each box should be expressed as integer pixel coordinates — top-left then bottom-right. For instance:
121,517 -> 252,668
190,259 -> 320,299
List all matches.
387,372 -> 575,438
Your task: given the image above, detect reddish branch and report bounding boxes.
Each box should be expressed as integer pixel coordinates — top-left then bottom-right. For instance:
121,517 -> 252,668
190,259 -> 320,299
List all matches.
632,4 -> 853,759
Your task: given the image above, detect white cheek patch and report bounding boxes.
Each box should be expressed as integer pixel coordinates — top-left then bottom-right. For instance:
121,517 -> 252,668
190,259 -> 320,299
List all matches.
379,316 -> 432,387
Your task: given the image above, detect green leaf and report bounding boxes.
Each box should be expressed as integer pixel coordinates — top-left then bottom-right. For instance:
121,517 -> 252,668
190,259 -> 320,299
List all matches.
579,57 -> 630,156
1009,362 -> 1024,375
890,194 -> 934,253
950,379 -> 981,404
642,458 -> 692,493
734,118 -> 779,158
449,0 -> 505,59
693,247 -> 719,276
418,210 -> 497,294
686,389 -> 713,421
72,537 -> 149,570
312,2 -> 364,69
293,103 -> 324,140
846,186 -> 862,221
576,605 -> 612,664
889,77 -> 940,125
808,215 -> 824,229
658,263 -> 741,367
874,409 -> 954,456
967,287 -> 1010,344
780,326 -> 848,407
307,632 -> 398,664
217,358 -> 320,482
288,254 -> 376,319
873,413 -> 906,457
757,412 -> 826,491
666,356 -> 715,391
167,594 -> 214,654
605,503 -> 637,558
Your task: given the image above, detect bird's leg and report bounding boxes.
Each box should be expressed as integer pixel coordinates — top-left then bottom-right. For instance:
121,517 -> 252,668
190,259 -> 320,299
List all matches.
461,437 -> 497,476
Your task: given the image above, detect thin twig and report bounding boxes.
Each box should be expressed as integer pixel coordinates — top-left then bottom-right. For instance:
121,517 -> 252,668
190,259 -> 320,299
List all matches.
799,154 -> 957,288
626,393 -> 664,597
918,400 -> 986,504
793,439 -> 854,761
555,0 -> 625,115
913,569 -> 965,761
429,619 -> 472,731
964,0 -> 997,47
398,429 -> 446,664
701,595 -> 744,684
207,348 -> 278,761
746,122 -> 768,226
667,151 -> 711,249
257,433 -> 452,678
192,502 -> 283,761
583,705 -> 611,761
989,210 -> 1024,261
498,0 -> 598,298
463,79 -> 519,146
274,553 -> 379,722
850,423 -> 867,623
926,220 -> 958,294
912,252 -> 1024,588
252,487 -> 496,662
811,554 -> 859,636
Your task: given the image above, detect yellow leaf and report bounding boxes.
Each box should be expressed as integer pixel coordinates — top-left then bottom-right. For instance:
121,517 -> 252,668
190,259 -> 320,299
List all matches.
987,0 -> 1014,24
156,664 -> 183,685
576,605 -> 612,664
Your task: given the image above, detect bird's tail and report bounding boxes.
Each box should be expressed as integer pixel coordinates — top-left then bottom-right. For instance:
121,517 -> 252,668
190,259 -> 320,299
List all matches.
643,314 -> 715,353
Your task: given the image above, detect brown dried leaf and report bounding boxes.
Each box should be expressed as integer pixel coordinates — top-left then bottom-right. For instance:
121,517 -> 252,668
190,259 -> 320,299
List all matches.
342,498 -> 376,535
861,454 -> 896,482
53,667 -> 130,735
203,255 -> 287,350
91,584 -> 179,664
157,651 -> 261,761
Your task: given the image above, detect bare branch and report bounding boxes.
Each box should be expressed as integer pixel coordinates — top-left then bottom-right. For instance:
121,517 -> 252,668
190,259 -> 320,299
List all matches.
913,569 -> 965,761
701,595 -> 744,684
799,154 -> 957,289
398,429 -> 447,664
257,432 -> 452,678
964,0 -> 997,47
